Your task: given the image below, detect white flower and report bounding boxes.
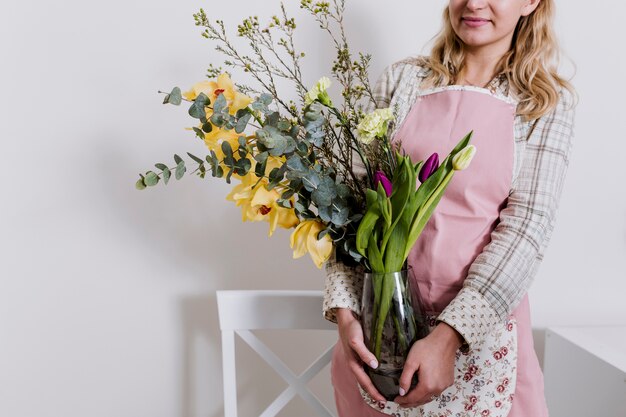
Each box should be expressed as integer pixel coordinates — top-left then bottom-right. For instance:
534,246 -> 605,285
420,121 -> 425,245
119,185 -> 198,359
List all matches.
452,145 -> 477,170
305,76 -> 332,106
356,108 -> 395,144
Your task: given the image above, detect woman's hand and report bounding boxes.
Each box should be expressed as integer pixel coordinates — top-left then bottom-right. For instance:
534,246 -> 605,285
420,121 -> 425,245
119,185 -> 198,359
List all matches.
393,322 -> 463,408
335,307 -> 387,404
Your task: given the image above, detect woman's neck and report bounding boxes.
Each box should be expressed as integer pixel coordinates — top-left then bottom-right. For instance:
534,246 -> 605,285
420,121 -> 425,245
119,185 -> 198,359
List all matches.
458,49 -> 506,88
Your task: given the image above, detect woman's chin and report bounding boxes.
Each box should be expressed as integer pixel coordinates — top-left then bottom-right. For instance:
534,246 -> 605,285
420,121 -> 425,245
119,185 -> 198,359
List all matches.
457,33 -> 497,50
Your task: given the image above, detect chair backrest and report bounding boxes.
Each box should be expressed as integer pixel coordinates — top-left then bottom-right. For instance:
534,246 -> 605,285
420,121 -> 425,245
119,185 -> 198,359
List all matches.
216,290 -> 338,417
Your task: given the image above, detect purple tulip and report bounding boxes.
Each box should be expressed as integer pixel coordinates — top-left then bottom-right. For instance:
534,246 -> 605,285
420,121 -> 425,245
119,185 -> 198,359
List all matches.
419,152 -> 439,183
373,171 -> 393,197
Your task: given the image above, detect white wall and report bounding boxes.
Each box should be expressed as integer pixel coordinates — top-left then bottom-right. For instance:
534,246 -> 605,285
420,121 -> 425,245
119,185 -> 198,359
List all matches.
1,1 -> 623,416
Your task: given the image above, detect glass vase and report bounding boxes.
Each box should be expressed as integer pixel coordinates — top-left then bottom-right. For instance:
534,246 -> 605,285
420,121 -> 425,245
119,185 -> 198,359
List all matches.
360,267 -> 430,401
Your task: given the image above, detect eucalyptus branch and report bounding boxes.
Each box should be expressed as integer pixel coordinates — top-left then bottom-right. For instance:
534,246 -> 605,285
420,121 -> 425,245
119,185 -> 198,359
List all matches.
196,15 -> 295,118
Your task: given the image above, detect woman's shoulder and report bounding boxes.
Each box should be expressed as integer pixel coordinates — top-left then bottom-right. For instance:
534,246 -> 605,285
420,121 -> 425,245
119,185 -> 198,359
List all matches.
391,54 -> 431,73
376,54 -> 432,96
385,54 -> 432,79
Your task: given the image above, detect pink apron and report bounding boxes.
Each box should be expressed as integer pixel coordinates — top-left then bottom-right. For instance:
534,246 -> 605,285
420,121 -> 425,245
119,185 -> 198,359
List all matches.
330,85 -> 549,416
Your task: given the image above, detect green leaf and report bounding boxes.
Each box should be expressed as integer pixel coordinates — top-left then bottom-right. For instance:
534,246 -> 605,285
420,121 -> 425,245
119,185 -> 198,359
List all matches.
188,93 -> 209,119
367,230 -> 384,273
213,93 -> 227,114
302,171 -> 320,192
266,112 -> 280,126
235,112 -> 252,134
277,119 -> 291,132
202,122 -> 213,133
196,92 -> 210,106
225,167 -> 233,184
188,101 -> 206,119
234,157 -> 252,175
259,93 -> 273,105
356,203 -> 381,256
192,127 -> 205,140
174,154 -> 183,165
296,141 -> 309,156
210,112 -> 226,127
451,130 -> 473,154
336,183 -> 350,198
404,170 -> 454,261
383,217 -> 408,272
281,189 -> 295,200
289,125 -> 300,139
380,158 -> 415,255
294,199 -> 308,213
254,157 -> 267,178
175,161 -> 186,180
135,178 -> 147,190
311,176 -> 337,207
163,87 -> 182,105
268,165 -> 287,189
317,198 -> 348,226
207,151 -> 220,176
187,152 -> 204,164
251,99 -> 267,112
155,163 -> 168,170
145,171 -> 159,186
162,167 -> 171,184
254,151 -> 269,164
207,151 -> 218,165
286,155 -> 308,173
221,142 -> 234,166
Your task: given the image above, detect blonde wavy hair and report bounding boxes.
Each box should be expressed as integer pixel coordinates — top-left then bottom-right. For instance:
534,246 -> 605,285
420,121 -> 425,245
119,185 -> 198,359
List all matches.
421,0 -> 576,122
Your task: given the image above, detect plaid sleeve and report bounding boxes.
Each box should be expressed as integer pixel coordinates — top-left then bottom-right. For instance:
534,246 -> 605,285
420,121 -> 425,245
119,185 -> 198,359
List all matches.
437,88 -> 577,348
321,62 -> 400,323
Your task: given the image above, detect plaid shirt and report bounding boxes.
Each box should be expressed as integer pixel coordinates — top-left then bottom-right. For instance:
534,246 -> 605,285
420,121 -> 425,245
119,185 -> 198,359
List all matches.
323,56 -> 577,349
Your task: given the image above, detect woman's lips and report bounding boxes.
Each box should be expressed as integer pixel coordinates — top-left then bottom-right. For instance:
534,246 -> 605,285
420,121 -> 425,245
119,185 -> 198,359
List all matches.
462,17 -> 490,28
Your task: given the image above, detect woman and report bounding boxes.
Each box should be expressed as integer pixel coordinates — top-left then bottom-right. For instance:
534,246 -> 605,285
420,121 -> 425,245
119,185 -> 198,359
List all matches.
323,0 -> 577,416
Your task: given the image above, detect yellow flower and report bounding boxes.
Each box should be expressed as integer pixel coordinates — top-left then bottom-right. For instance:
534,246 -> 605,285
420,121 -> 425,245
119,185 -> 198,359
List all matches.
226,171 -> 298,237
203,126 -> 240,160
226,173 -> 265,222
289,220 -> 333,269
183,73 -> 252,115
251,185 -> 299,237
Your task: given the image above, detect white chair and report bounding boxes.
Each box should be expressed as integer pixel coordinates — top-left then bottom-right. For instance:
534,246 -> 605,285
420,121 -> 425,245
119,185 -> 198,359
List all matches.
216,290 -> 339,417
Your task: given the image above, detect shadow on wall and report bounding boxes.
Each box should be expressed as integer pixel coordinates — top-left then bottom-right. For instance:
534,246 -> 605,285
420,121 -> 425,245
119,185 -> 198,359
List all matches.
100,138 -> 335,414
178,293 -> 339,417
533,328 -> 547,369
94,135 -> 323,414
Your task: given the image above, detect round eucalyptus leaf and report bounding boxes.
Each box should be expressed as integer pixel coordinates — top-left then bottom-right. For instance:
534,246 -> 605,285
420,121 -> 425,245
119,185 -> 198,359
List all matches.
145,171 -> 159,186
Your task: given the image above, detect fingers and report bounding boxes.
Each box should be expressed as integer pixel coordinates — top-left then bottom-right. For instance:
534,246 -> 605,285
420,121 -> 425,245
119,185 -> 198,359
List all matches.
396,360 -> 419,398
340,319 -> 378,369
338,320 -> 385,403
394,368 -> 446,408
394,382 -> 431,408
347,333 -> 378,369
348,357 -> 386,404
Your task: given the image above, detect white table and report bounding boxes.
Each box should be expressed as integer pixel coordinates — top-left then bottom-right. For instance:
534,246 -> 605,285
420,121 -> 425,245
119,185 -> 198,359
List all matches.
544,326 -> 626,417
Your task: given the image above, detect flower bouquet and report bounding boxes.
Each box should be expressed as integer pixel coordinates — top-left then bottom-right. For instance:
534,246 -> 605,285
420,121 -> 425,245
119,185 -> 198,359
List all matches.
136,0 -> 476,399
